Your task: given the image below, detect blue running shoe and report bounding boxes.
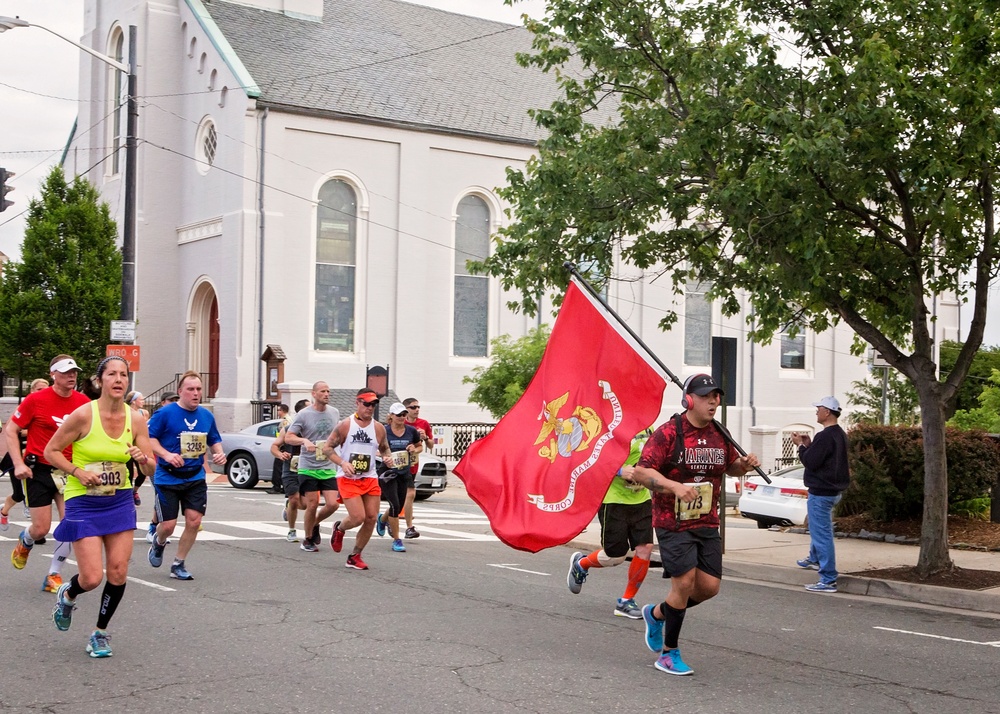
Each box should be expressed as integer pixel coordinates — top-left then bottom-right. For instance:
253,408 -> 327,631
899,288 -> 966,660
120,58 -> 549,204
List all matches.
376,513 -> 387,538
392,538 -> 406,552
148,538 -> 165,567
805,581 -> 837,593
655,648 -> 693,676
796,558 -> 819,570
566,552 -> 588,594
86,630 -> 113,658
52,582 -> 76,631
170,561 -> 193,580
642,604 -> 664,653
145,523 -> 156,544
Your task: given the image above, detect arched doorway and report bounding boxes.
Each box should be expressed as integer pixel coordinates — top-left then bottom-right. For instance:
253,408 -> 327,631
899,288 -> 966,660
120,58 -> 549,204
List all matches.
189,281 -> 220,398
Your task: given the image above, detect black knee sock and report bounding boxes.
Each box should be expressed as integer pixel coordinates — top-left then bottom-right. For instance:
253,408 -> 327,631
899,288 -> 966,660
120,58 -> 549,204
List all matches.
66,574 -> 87,600
96,581 -> 126,630
662,602 -> 687,650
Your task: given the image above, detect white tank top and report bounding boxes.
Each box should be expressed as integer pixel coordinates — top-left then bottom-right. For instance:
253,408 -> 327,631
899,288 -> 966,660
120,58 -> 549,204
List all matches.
336,415 -> 378,479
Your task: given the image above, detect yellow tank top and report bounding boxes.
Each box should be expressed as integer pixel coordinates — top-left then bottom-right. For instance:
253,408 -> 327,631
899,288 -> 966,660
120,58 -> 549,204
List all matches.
64,401 -> 134,500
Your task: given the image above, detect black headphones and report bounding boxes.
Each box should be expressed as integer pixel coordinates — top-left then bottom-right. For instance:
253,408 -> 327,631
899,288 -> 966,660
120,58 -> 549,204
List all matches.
681,373 -> 711,410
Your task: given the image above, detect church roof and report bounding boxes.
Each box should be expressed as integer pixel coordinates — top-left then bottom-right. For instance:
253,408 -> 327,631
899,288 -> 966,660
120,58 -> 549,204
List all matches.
202,0 -> 583,144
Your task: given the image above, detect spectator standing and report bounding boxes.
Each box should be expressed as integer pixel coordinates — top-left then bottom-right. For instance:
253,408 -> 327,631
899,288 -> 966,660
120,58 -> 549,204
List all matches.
793,396 -> 851,593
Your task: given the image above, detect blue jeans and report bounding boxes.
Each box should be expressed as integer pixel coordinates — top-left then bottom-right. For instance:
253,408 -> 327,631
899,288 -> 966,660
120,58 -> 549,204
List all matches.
807,493 -> 841,584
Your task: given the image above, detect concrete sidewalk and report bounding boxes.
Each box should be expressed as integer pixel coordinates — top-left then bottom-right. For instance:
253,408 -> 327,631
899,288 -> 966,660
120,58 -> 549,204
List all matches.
566,508 -> 1000,615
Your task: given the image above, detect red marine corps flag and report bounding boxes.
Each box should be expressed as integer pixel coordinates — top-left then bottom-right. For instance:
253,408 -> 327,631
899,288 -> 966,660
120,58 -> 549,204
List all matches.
454,278 -> 667,553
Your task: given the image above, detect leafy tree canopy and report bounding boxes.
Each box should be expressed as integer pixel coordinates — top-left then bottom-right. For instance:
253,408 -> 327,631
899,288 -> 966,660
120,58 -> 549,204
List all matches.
949,369 -> 1000,432
847,369 -> 920,426
480,0 -> 1000,575
463,325 -> 551,419
0,166 -> 121,383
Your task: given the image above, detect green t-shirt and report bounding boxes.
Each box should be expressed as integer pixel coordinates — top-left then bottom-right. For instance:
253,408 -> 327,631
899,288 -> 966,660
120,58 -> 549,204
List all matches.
602,434 -> 652,505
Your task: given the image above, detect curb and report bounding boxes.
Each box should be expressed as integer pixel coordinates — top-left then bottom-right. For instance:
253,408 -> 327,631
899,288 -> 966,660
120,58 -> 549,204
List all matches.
723,560 -> 1000,614
562,542 -> 1000,615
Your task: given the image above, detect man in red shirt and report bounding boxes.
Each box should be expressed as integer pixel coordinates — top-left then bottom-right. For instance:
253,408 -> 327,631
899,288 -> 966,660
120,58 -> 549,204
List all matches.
4,355 -> 90,583
401,397 -> 434,539
631,374 -> 760,677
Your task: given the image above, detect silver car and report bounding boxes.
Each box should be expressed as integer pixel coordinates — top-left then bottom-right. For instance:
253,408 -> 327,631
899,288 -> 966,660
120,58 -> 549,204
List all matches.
213,419 -> 281,489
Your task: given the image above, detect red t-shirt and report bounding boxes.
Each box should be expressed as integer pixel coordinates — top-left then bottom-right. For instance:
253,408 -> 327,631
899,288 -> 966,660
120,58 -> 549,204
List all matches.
9,387 -> 90,465
404,417 -> 432,475
637,414 -> 737,531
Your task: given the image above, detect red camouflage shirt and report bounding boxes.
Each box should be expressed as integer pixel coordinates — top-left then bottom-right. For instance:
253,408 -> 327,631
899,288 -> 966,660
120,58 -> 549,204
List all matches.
637,413 -> 737,531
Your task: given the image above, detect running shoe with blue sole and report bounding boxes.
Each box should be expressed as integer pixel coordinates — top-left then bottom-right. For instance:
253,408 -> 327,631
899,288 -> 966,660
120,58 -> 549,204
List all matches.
53,583 -> 76,631
642,604 -> 664,653
86,630 -> 112,658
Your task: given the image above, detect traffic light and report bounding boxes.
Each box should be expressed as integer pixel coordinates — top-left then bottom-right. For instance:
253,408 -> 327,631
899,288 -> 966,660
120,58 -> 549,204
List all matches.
0,168 -> 13,213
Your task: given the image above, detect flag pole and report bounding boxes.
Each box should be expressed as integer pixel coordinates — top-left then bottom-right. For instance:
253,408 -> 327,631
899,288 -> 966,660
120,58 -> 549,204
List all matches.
563,262 -> 770,483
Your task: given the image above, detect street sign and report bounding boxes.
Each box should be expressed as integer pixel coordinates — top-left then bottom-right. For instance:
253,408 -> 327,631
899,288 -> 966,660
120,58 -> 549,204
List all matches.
110,320 -> 136,342
106,344 -> 140,371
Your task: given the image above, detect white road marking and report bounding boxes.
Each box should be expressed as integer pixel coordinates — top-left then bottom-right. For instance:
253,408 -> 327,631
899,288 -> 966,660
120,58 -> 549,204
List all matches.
45,556 -> 176,592
874,626 -> 1000,647
488,564 -> 549,576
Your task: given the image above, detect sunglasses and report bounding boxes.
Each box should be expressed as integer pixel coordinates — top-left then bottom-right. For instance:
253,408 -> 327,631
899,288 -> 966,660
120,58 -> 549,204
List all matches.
359,400 -> 378,407
408,405 -> 420,409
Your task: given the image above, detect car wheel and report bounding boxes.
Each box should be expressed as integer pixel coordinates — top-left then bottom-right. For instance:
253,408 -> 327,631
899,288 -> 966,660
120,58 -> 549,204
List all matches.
226,451 -> 259,489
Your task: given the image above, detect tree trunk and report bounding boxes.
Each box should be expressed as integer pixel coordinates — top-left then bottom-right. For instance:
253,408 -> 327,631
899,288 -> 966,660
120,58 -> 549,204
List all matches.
915,385 -> 953,577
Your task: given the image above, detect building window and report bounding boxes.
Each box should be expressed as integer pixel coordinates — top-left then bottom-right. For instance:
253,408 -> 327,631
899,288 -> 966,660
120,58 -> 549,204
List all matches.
194,118 -> 218,173
453,195 -> 490,357
315,179 -> 357,352
107,28 -> 126,176
684,279 -> 711,365
780,327 -> 807,369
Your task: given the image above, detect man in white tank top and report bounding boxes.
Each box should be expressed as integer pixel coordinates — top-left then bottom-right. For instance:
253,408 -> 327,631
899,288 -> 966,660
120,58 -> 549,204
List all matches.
324,389 -> 392,570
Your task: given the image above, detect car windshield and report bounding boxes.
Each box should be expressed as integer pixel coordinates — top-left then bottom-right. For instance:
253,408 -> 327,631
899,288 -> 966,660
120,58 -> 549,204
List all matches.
770,466 -> 805,481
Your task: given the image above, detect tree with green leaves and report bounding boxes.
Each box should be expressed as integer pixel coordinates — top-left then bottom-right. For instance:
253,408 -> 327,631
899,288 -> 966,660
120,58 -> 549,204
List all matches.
846,370 -> 920,426
949,369 -> 1000,432
463,325 -> 551,419
0,167 -> 121,386
479,0 -> 1000,576
939,340 -> 1000,414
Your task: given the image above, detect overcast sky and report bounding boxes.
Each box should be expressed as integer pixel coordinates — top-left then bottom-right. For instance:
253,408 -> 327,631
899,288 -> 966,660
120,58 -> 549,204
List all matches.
0,0 -> 547,262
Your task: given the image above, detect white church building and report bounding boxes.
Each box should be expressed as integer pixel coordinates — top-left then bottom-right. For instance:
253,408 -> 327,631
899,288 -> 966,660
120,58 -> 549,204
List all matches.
60,0 -> 961,466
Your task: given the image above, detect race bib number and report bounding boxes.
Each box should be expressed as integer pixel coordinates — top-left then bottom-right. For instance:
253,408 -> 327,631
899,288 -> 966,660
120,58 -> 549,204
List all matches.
409,451 -> 420,466
675,482 -> 714,521
52,469 -> 68,494
290,455 -> 299,473
84,461 -> 128,496
314,448 -> 328,462
179,432 -> 207,458
348,453 -> 371,473
386,451 -> 409,469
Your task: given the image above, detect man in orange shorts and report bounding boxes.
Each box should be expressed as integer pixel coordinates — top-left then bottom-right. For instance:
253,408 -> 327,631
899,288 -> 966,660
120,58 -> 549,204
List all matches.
325,389 -> 392,570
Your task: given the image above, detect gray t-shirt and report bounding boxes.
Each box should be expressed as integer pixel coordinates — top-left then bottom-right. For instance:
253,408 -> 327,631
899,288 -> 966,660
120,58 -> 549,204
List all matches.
287,406 -> 340,473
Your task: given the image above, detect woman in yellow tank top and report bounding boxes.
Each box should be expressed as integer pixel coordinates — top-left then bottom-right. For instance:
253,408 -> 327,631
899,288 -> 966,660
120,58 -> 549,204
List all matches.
44,355 -> 155,658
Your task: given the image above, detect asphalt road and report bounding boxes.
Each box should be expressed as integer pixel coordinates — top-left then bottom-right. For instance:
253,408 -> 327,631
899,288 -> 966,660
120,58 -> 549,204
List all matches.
2,483 -> 999,714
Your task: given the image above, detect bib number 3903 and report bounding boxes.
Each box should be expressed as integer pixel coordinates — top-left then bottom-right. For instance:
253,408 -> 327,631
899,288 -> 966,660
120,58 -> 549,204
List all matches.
675,482 -> 714,521
84,461 -> 127,496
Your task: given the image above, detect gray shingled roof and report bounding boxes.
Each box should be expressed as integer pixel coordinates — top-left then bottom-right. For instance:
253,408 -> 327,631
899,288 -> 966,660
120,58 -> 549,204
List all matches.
204,0 -> 577,143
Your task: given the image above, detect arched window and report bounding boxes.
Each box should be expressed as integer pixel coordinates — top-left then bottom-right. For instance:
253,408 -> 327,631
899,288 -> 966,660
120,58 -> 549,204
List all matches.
315,179 -> 357,351
684,279 -> 712,365
107,28 -> 126,176
194,117 -> 218,173
453,195 -> 490,357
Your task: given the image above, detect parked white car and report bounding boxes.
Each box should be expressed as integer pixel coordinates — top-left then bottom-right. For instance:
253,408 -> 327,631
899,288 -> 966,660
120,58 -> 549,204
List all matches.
737,465 -> 809,528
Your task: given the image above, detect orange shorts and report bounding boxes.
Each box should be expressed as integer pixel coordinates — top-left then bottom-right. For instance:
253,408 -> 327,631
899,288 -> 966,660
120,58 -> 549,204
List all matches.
337,476 -> 381,500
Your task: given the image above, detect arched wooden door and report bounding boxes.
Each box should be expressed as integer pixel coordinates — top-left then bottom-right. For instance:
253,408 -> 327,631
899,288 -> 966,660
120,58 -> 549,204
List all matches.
208,295 -> 219,398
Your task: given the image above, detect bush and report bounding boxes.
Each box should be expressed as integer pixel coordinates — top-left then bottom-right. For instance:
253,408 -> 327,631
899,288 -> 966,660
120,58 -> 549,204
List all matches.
838,424 -> 1000,521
